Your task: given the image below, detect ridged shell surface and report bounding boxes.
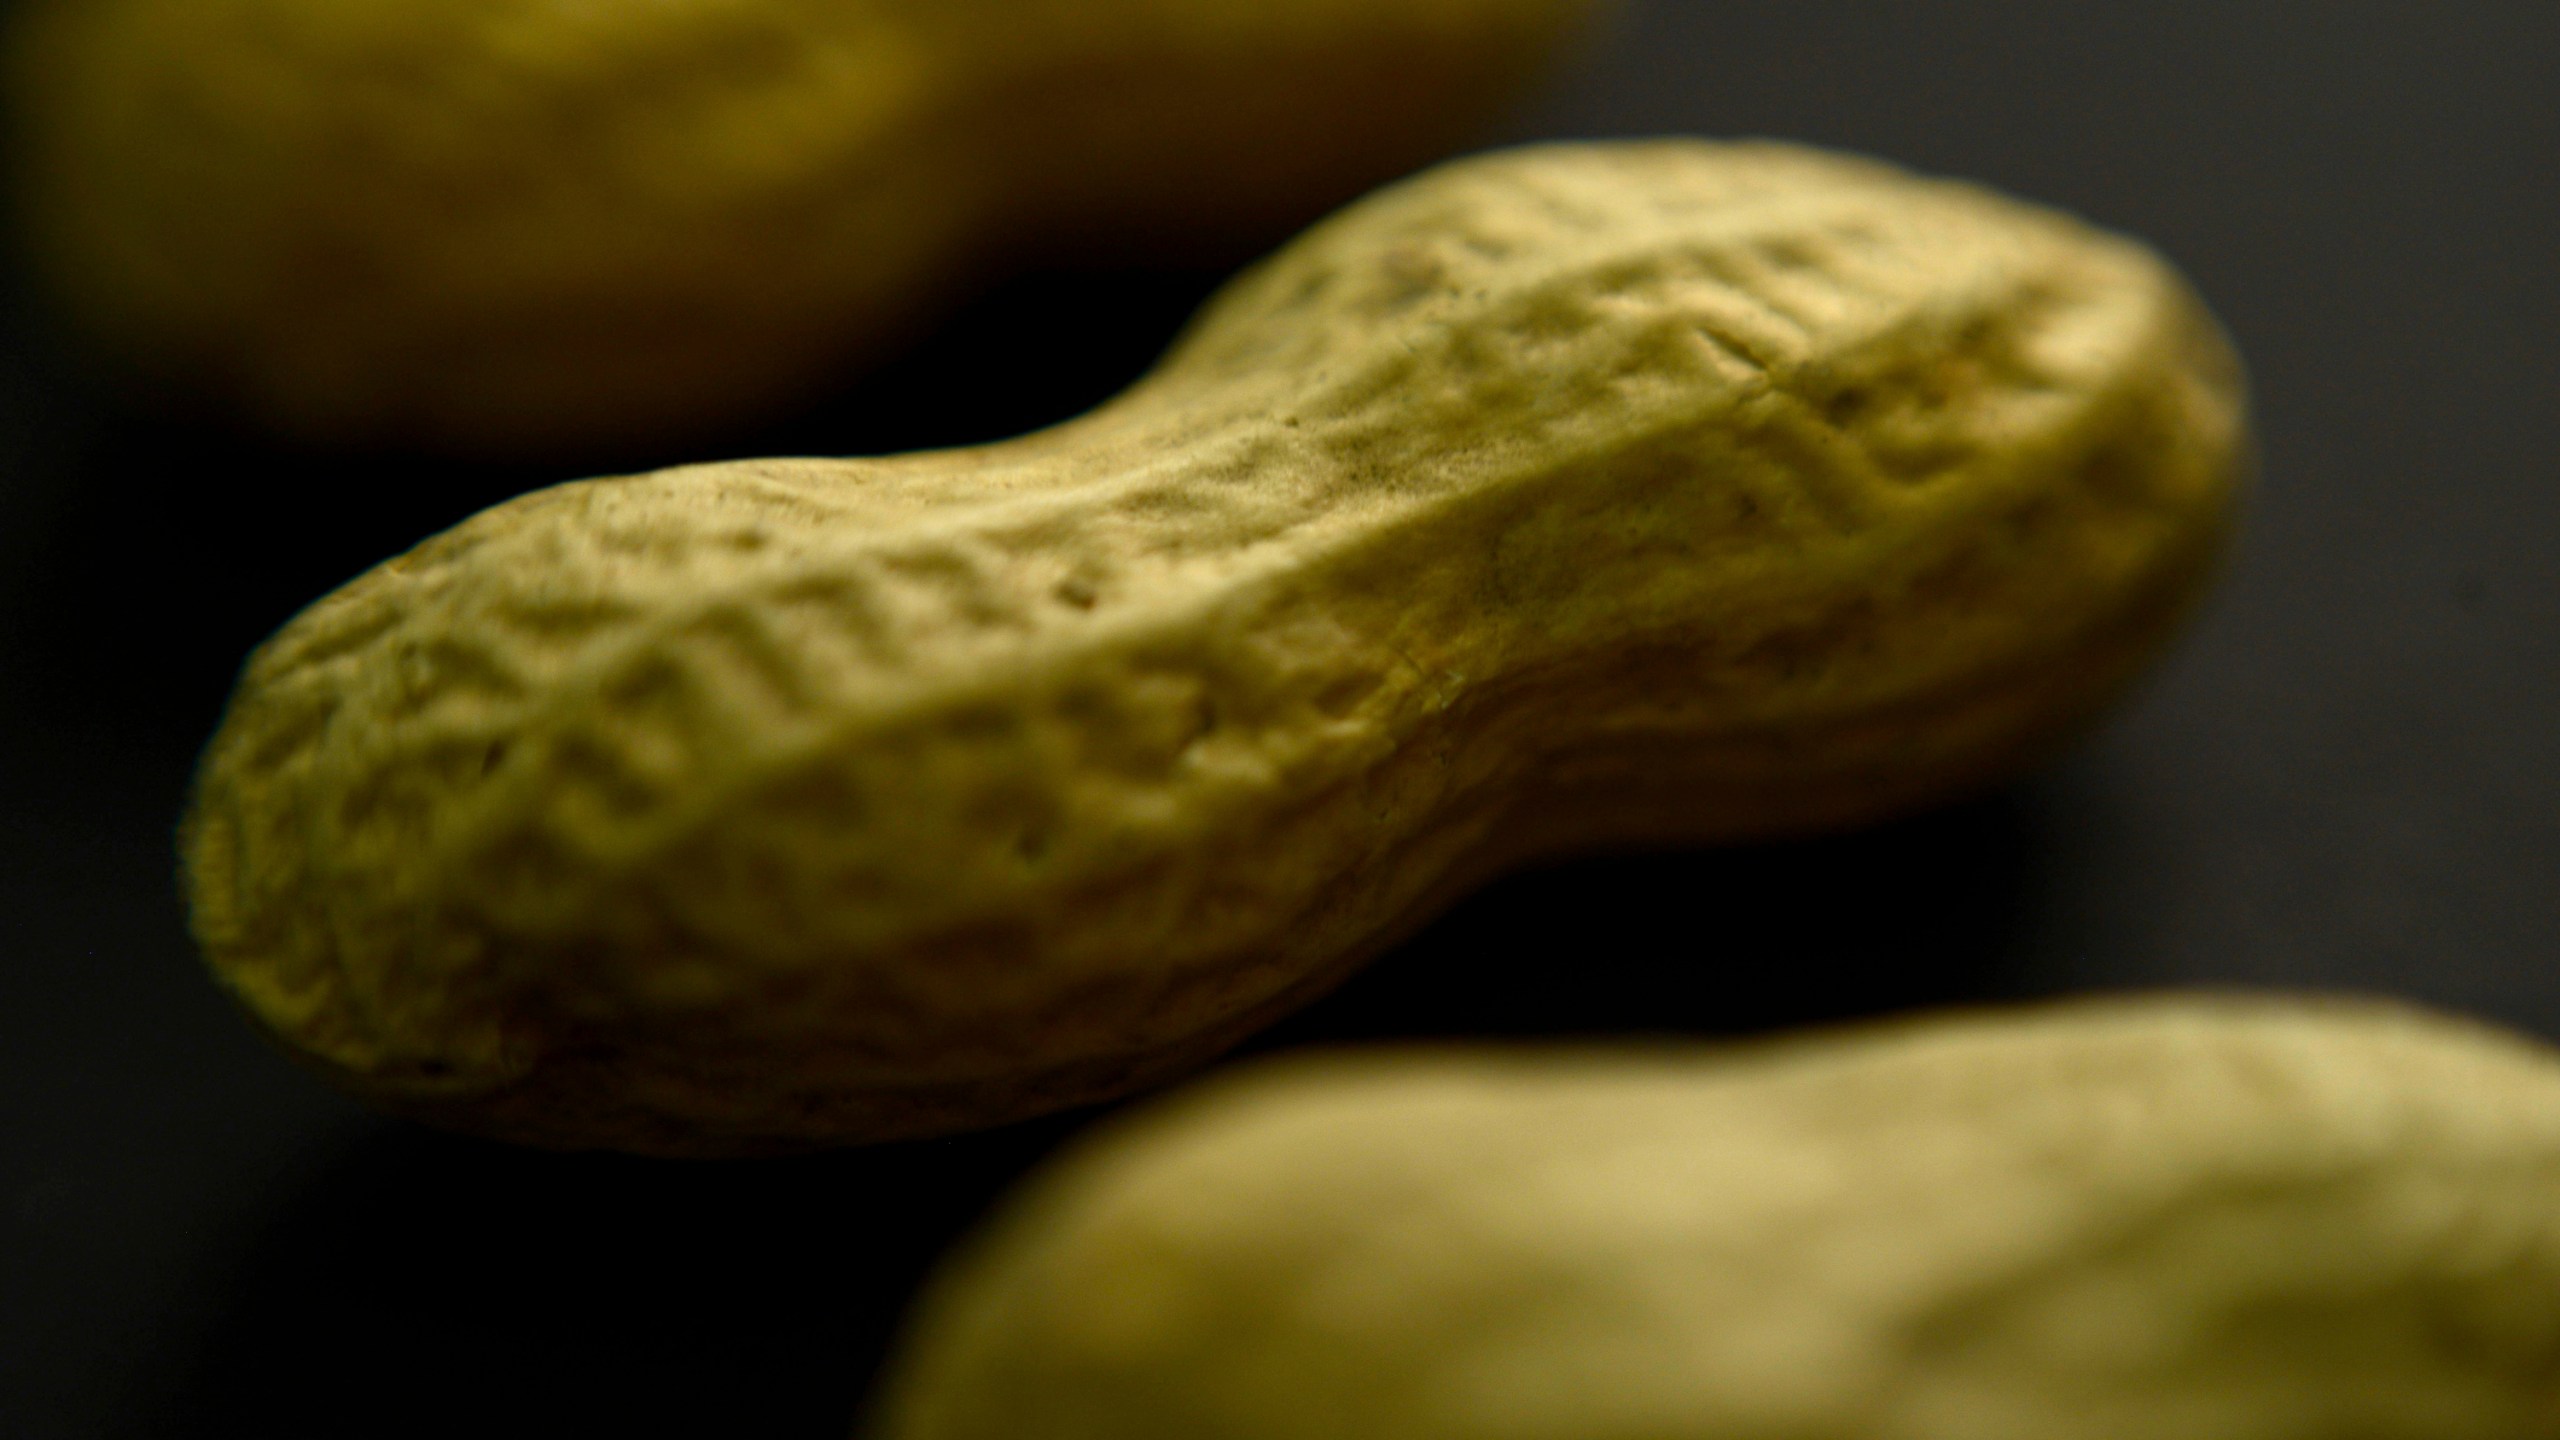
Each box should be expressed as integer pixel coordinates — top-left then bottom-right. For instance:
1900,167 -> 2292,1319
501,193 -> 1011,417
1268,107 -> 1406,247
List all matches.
182,141 -> 2248,1152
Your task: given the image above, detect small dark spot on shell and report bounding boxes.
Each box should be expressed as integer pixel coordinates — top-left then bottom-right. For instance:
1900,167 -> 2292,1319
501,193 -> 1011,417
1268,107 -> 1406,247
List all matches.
1314,669 -> 1383,718
1376,242 -> 1450,308
1757,237 -> 1817,270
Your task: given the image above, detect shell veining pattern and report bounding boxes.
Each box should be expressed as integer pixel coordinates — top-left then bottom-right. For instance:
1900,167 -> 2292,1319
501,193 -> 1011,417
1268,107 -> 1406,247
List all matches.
184,142 -> 2242,1142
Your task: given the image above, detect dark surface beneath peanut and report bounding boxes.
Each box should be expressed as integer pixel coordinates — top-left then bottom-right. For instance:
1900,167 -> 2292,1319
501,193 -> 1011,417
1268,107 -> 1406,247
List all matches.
1,5 -> 2555,1437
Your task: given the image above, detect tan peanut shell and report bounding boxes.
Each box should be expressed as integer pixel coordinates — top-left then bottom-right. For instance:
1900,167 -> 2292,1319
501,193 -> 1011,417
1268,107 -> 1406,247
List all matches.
870,995 -> 2560,1440
181,141 -> 2248,1154
7,0 -> 1595,455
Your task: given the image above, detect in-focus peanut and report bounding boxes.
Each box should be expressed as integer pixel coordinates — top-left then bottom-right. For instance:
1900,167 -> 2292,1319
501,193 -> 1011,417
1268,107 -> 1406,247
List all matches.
182,141 -> 2248,1154
871,995 -> 2560,1440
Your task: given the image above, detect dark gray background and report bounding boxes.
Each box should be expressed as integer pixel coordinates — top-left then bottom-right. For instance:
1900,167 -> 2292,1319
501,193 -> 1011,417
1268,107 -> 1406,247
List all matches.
4,3 -> 2555,1434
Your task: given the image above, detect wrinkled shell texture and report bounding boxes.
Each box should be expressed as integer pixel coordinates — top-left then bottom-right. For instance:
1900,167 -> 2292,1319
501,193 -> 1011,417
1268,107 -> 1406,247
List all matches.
182,142 -> 2247,1154
8,0 -> 1591,451
872,996 -> 2560,1440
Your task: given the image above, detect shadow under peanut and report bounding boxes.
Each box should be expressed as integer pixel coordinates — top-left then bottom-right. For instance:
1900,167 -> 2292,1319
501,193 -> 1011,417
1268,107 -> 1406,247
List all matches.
122,1114 -> 1087,1439
1251,784 -> 2059,1048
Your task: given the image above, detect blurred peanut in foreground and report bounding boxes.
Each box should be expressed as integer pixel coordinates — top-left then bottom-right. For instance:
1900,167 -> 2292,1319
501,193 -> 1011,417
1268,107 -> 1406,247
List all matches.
8,0 -> 1598,454
874,995 -> 2560,1440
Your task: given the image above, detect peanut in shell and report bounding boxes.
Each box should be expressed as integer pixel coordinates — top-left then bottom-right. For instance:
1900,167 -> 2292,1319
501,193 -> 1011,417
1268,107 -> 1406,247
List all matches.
182,141 -> 2249,1154
871,995 -> 2560,1440
8,0 -> 1598,454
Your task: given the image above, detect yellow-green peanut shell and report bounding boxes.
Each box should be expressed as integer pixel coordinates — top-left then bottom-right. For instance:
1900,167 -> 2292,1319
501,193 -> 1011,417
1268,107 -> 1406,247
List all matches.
870,995 -> 2560,1440
181,141 -> 2247,1154
7,0 -> 1596,455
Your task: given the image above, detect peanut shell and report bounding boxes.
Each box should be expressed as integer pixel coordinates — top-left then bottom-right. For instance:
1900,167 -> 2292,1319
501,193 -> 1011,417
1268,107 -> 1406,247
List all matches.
8,0 -> 1596,453
873,995 -> 2560,1440
183,141 -> 2248,1152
